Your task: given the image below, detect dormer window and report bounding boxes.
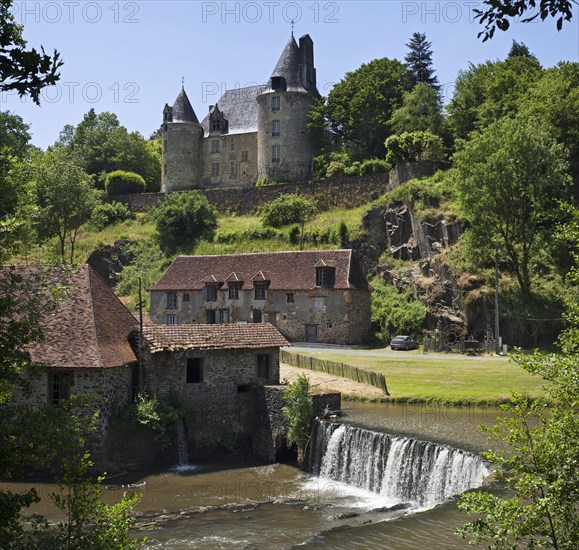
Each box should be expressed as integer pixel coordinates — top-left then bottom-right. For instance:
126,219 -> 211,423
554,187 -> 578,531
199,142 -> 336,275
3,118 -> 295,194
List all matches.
316,267 -> 335,288
271,77 -> 287,92
211,118 -> 221,131
254,283 -> 267,300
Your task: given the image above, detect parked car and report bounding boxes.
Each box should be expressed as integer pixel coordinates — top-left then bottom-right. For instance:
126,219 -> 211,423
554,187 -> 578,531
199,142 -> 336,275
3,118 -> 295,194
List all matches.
390,335 -> 419,351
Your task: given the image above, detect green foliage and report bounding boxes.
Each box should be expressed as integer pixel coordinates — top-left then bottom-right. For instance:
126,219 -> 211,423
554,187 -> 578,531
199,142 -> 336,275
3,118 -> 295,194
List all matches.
447,56 -> 543,140
322,57 -> 407,158
154,191 -> 217,253
404,32 -> 439,90
370,275 -> 428,342
255,177 -> 281,187
105,170 -> 146,196
57,109 -> 161,190
390,82 -> 445,136
344,162 -> 361,176
282,375 -> 313,465
457,203 -> 579,548
91,201 -> 131,230
454,116 -> 570,294
359,159 -> 391,175
129,392 -> 183,449
385,131 -> 444,166
474,0 -> 576,42
260,194 -> 318,228
0,0 -> 63,104
32,149 -> 100,263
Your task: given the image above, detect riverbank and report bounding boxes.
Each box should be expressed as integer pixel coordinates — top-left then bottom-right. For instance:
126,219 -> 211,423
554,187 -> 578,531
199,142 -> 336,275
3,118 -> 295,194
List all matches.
281,349 -> 546,406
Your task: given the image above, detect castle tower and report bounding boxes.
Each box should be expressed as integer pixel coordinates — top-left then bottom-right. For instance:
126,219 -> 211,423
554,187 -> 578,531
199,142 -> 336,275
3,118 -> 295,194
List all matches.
256,34 -> 320,183
161,87 -> 203,192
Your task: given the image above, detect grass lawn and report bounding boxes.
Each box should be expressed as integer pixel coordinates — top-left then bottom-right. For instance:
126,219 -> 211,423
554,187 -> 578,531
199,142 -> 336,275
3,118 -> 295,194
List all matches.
289,349 -> 547,405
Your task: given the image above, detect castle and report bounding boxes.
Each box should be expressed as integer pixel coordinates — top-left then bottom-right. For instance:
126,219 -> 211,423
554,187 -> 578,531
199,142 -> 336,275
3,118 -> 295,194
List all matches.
161,33 -> 320,192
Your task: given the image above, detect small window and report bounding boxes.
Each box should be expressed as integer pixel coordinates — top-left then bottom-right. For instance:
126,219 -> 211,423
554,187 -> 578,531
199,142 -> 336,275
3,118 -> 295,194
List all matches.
212,162 -> 220,177
218,309 -> 229,324
272,96 -> 281,111
163,163 -> 167,175
183,293 -> 190,302
230,141 -> 235,152
230,161 -> 236,178
316,267 -> 335,288
206,309 -> 216,324
186,358 -> 203,383
241,150 -> 249,162
286,292 -> 294,303
50,373 -> 71,405
314,298 -> 325,311
211,140 -> 220,153
211,118 -> 220,131
165,292 -> 177,309
165,314 -> 177,325
254,284 -> 266,300
272,144 -> 280,163
272,120 -> 280,137
206,285 -> 217,301
256,354 -> 270,382
253,309 -> 262,323
229,284 -> 240,300
271,77 -> 286,92
325,322 -> 333,329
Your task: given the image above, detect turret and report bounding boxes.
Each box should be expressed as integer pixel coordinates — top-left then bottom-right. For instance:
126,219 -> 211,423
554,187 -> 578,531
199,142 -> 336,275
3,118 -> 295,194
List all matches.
256,34 -> 319,183
161,87 -> 203,192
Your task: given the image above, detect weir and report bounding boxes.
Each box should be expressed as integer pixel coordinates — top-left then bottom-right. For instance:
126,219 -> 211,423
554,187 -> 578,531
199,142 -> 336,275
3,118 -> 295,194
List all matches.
308,421 -> 489,507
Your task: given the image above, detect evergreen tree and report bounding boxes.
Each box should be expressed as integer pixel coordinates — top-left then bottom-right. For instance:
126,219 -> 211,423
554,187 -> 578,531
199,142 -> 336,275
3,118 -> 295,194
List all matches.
508,40 -> 539,61
404,32 -> 439,90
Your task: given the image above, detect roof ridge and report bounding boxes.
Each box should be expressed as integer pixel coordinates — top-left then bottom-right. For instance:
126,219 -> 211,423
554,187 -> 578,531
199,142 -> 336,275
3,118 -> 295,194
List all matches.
85,264 -> 104,369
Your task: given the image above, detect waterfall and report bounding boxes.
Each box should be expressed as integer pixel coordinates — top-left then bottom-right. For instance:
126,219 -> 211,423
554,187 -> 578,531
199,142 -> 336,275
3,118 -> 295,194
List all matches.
176,417 -> 189,465
309,422 -> 489,507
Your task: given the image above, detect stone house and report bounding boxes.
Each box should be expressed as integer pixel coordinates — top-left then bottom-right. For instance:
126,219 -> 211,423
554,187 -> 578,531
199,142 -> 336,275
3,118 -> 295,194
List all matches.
12,264 -> 138,427
148,249 -> 372,345
161,33 -> 319,191
140,323 -> 289,428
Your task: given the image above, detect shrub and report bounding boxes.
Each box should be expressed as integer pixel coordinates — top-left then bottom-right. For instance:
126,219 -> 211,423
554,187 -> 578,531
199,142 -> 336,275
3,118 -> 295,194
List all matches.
344,162 -> 361,176
385,131 -> 445,166
91,201 -> 131,230
282,375 -> 313,466
105,170 -> 146,196
154,191 -> 217,253
359,159 -> 391,175
325,160 -> 347,178
288,225 -> 300,244
260,194 -> 317,228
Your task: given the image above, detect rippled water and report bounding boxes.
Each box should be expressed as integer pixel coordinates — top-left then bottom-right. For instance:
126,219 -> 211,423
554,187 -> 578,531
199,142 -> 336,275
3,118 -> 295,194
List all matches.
4,403 -> 502,548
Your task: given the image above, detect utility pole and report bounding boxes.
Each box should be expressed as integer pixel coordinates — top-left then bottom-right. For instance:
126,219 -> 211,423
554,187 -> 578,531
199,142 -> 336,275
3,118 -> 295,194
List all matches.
495,244 -> 500,355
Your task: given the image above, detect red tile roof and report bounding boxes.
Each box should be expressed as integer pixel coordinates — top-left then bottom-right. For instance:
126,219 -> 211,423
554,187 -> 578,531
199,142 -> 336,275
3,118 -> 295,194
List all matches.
149,250 -> 369,291
20,265 -> 138,369
142,323 -> 289,353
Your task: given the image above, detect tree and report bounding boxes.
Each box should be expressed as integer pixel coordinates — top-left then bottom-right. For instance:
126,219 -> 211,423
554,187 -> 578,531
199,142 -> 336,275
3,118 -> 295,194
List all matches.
474,0 -> 577,41
0,0 -> 63,104
282,375 -> 313,466
33,149 -> 99,263
57,109 -> 161,190
105,170 -> 146,196
508,40 -> 539,61
404,32 -> 440,90
454,117 -> 570,294
385,131 -> 445,166
447,56 -> 543,141
320,58 -> 406,159
389,83 -> 445,136
154,191 -> 217,253
457,205 -> 579,549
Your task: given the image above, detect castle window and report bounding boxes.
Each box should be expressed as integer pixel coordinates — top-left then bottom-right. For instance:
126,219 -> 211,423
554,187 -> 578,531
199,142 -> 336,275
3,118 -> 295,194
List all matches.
211,118 -> 220,131
211,140 -> 220,153
163,139 -> 167,152
272,96 -> 280,111
272,120 -> 280,137
229,283 -> 240,300
272,144 -> 280,163
230,161 -> 236,179
207,309 -> 229,324
186,358 -> 203,383
271,77 -> 287,92
183,293 -> 190,302
314,298 -> 325,311
212,162 -> 220,177
50,373 -> 71,405
241,150 -> 249,162
165,314 -> 177,325
163,164 -> 167,175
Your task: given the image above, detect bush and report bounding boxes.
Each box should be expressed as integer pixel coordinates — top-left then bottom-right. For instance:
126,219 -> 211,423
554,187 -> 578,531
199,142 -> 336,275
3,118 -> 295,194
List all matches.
359,159 -> 391,175
155,191 -> 217,253
325,160 -> 347,178
91,201 -> 131,230
344,162 -> 361,176
260,194 -> 317,228
385,131 -> 445,166
105,170 -> 146,196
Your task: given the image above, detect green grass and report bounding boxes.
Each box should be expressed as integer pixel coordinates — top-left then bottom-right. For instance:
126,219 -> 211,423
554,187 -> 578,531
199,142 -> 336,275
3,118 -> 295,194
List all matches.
292,349 -> 547,405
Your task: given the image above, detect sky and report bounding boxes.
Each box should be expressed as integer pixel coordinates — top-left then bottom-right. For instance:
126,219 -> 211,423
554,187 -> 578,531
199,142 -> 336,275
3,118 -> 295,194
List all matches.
3,0 -> 578,149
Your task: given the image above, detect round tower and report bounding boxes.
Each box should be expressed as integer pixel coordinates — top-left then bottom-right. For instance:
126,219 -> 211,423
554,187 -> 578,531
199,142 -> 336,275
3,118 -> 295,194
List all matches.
257,34 -> 319,183
162,87 -> 203,192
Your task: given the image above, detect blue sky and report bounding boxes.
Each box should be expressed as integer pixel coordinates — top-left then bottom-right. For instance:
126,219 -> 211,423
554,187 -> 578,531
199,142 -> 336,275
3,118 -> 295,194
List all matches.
3,1 -> 578,149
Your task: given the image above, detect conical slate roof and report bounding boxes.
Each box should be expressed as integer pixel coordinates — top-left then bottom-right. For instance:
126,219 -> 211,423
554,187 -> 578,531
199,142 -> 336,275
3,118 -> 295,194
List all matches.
172,87 -> 199,123
270,35 -> 302,89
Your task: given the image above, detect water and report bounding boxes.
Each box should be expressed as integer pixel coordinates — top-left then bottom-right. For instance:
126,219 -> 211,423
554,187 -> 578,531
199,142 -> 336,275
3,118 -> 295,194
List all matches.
4,403 -> 502,548
176,417 -> 189,466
